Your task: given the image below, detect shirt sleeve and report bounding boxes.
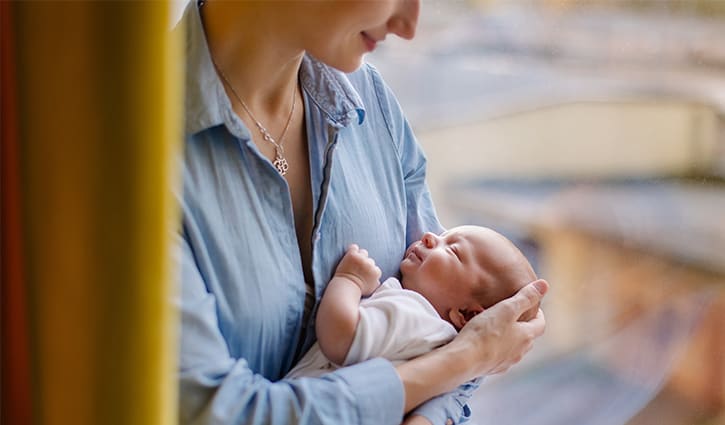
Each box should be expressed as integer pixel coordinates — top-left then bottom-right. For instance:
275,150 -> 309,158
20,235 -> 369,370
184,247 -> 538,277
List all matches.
365,63 -> 444,243
366,63 -> 476,425
410,378 -> 482,425
176,232 -> 405,425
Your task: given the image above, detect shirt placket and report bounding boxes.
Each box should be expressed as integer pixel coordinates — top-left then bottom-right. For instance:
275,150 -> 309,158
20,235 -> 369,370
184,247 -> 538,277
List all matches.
294,122 -> 341,359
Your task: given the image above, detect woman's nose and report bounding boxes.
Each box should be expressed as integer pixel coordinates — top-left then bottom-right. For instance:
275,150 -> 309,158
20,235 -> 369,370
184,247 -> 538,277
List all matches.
421,232 -> 438,249
387,0 -> 419,40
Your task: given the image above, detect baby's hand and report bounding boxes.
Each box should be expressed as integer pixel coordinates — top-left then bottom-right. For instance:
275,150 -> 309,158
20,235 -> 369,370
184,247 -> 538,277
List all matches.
334,244 -> 381,296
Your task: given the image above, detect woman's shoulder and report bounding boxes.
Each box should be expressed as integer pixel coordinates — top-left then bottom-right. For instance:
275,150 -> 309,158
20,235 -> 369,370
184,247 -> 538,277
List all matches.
348,61 -> 383,83
346,62 -> 408,135
346,62 -> 391,102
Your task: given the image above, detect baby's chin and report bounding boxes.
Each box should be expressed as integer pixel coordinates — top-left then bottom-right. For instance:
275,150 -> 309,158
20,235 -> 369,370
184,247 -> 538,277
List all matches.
398,273 -> 410,290
398,270 -> 417,293
398,261 -> 412,282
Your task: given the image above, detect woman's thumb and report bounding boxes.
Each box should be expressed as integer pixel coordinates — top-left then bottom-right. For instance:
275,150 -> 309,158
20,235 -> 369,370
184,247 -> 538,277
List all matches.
507,279 -> 548,317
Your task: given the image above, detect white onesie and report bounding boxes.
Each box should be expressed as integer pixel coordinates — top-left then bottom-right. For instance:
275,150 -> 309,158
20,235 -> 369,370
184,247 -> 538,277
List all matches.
286,277 -> 457,378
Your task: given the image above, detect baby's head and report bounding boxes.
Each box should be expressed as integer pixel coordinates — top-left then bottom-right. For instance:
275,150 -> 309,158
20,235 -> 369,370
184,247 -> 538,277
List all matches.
400,225 -> 539,330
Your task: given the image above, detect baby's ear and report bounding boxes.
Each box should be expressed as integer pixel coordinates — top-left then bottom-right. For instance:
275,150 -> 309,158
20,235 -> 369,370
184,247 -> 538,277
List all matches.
448,309 -> 466,330
448,306 -> 484,330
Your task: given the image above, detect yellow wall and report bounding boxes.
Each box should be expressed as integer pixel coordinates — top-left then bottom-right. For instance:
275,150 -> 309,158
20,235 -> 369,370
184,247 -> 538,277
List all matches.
13,2 -> 183,424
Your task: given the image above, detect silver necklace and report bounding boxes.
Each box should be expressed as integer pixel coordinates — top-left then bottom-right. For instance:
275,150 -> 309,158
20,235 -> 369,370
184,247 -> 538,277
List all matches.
212,61 -> 296,176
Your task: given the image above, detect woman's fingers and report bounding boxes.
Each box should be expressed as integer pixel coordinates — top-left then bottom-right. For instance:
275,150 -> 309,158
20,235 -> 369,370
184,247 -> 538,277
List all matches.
463,281 -> 548,376
495,310 -> 545,374
498,279 -> 548,321
521,308 -> 546,339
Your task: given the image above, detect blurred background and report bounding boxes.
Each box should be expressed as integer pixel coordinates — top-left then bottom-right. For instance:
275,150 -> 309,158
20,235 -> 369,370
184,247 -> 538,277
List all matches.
4,1 -> 723,425
368,1 -> 725,424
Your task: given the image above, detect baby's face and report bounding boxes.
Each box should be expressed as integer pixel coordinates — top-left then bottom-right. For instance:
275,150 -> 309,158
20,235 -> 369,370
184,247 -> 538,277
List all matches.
400,226 -> 536,323
400,226 -> 490,320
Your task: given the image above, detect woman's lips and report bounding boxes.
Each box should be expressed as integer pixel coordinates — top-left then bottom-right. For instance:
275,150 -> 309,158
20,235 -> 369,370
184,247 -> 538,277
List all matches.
361,32 -> 378,52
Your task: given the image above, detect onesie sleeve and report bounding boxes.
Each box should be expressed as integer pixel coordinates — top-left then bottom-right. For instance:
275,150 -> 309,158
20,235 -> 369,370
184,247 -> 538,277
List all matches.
343,280 -> 456,366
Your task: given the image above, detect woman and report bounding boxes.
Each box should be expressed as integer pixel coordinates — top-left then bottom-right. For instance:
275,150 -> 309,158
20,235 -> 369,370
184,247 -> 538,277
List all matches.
176,1 -> 548,424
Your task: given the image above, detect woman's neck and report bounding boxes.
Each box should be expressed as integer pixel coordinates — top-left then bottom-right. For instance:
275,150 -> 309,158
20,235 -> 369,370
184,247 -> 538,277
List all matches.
200,1 -> 303,118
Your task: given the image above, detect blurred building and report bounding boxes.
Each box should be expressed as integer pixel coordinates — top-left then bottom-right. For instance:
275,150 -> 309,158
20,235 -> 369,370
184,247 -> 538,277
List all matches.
373,1 -> 725,424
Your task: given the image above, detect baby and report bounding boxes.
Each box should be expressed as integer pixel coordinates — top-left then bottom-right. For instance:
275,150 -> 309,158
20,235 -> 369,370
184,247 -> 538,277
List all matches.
286,225 -> 541,378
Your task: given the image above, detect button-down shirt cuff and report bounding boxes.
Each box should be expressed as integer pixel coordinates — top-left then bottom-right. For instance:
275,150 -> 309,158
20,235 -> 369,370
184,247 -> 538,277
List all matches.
410,376 -> 481,425
410,394 -> 468,425
332,358 -> 405,425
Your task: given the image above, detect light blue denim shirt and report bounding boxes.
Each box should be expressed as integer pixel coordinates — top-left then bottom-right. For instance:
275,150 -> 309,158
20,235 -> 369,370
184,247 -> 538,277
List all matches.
176,3 -> 476,424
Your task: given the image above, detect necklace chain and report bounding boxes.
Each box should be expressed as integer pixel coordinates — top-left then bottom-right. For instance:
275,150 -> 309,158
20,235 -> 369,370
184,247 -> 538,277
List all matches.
211,60 -> 296,176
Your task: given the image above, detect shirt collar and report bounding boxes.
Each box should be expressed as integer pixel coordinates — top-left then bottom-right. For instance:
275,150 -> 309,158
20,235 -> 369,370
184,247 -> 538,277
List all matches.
180,2 -> 366,137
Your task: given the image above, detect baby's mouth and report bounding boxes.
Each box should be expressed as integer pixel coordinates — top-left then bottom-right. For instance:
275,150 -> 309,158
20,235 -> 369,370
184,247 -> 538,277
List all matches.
404,242 -> 424,263
410,245 -> 423,262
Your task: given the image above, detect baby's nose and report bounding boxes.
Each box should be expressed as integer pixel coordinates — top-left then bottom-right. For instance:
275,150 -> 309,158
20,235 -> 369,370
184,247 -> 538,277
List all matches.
421,232 -> 438,248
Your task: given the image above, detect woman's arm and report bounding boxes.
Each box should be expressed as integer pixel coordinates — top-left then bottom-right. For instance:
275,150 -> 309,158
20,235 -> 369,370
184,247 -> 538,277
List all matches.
315,245 -> 381,365
396,279 -> 548,413
177,233 -> 403,425
353,63 -> 549,423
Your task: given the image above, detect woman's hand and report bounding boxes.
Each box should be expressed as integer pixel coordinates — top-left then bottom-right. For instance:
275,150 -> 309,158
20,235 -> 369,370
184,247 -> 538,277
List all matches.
395,279 -> 548,413
454,279 -> 548,377
334,244 -> 382,296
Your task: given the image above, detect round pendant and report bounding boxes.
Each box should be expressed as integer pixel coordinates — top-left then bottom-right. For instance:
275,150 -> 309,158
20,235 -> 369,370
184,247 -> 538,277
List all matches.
274,156 -> 289,176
